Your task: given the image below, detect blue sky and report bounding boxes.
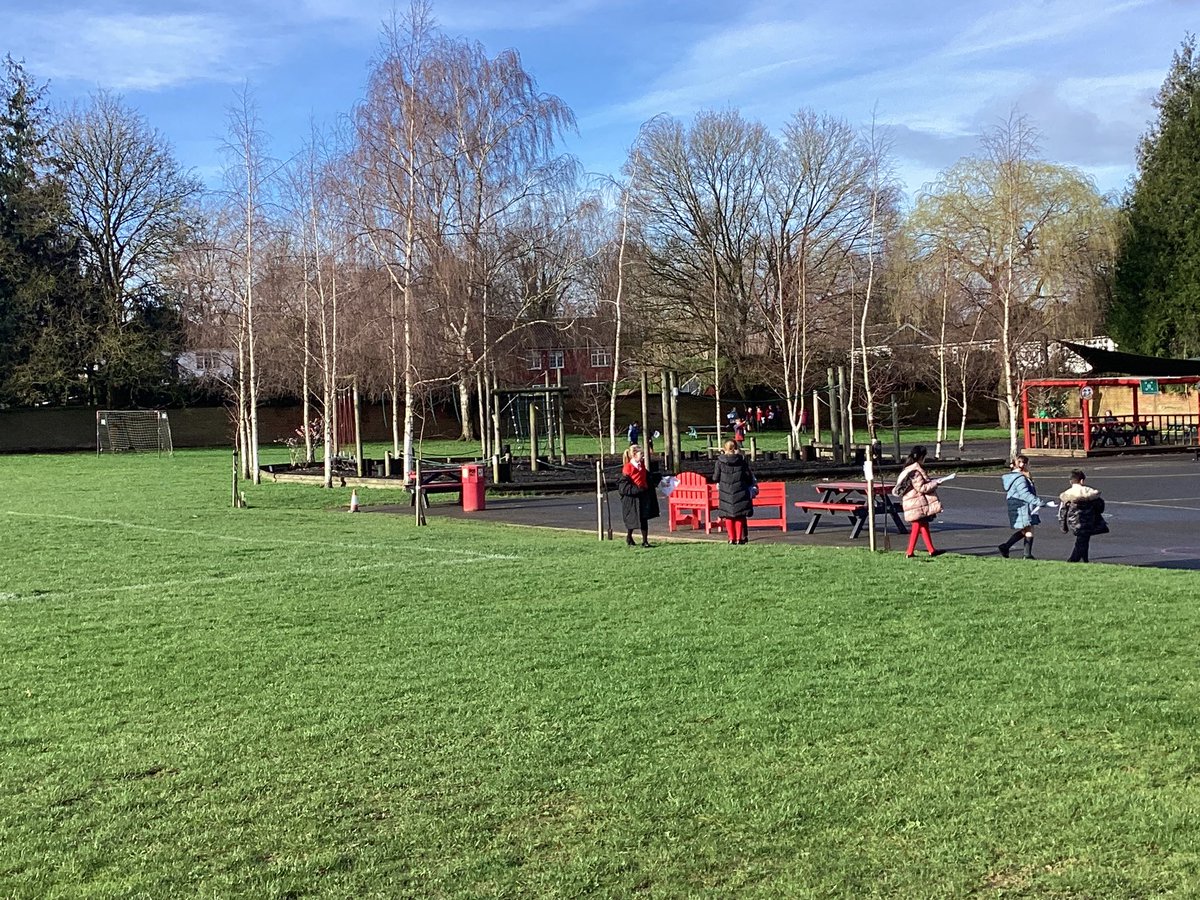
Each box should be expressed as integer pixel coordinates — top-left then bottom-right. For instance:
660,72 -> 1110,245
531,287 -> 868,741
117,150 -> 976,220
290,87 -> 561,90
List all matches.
5,0 -> 1196,201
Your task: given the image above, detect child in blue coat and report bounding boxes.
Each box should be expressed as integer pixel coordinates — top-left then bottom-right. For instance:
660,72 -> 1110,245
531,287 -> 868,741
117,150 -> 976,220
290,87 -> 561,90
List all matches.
998,454 -> 1050,559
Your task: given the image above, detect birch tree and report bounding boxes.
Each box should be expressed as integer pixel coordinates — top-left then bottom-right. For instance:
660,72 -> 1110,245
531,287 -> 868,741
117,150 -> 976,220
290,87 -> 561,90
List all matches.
910,116 -> 1113,456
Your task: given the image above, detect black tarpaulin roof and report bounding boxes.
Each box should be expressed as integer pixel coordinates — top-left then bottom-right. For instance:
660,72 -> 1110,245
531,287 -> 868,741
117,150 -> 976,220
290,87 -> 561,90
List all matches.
1058,341 -> 1200,377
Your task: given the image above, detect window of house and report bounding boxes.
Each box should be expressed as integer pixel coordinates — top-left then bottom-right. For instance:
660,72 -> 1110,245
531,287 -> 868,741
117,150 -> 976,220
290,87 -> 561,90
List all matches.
590,347 -> 611,369
195,351 -> 221,372
527,351 -> 542,370
548,349 -> 565,370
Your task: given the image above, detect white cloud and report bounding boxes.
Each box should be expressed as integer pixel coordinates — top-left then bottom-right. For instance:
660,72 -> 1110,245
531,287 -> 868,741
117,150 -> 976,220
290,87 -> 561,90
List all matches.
10,10 -> 267,91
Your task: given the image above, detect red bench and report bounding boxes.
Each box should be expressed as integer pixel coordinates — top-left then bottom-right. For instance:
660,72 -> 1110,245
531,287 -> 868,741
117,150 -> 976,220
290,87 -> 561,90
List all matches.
667,472 -> 788,533
794,499 -> 867,535
667,472 -> 720,533
744,481 -> 787,531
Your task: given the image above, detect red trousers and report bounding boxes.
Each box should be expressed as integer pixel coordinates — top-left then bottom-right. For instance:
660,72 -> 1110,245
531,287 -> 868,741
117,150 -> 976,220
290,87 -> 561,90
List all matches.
906,520 -> 936,555
724,516 -> 747,543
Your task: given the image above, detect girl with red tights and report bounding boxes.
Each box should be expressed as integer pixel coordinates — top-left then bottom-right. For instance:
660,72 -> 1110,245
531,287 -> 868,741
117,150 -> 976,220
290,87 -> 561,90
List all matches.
894,445 -> 944,557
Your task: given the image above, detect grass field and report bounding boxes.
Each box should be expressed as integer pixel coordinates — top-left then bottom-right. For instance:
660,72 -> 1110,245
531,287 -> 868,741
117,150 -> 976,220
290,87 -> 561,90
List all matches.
2,449 -> 1198,898
274,426 -> 1015,468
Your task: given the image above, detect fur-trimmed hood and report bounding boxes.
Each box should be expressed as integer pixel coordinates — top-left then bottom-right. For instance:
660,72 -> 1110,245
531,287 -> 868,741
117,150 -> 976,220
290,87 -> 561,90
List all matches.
1059,483 -> 1101,504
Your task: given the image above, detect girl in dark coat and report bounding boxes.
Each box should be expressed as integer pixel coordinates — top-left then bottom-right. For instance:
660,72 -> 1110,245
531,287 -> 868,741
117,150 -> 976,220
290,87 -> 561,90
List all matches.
712,439 -> 755,544
620,444 -> 659,547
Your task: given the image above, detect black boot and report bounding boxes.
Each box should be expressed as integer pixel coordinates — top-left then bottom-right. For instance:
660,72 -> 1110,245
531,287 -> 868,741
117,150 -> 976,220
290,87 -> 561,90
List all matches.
626,531 -> 636,547
998,531 -> 1022,558
1023,536 -> 1035,559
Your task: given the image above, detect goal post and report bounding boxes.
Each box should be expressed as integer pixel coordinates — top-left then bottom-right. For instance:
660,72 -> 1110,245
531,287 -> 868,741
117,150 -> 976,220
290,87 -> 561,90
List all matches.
96,410 -> 174,455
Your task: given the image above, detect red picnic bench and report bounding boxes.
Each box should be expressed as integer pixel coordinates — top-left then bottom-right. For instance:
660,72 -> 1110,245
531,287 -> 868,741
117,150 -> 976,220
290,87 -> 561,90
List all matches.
667,471 -> 787,533
794,481 -> 905,538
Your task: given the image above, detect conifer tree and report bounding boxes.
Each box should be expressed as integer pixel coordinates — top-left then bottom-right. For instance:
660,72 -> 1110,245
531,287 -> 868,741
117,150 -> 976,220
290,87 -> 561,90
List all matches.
1111,35 -> 1200,356
0,56 -> 97,405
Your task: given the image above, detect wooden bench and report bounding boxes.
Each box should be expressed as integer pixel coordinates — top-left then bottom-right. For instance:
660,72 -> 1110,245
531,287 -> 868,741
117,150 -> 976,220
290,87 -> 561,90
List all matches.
795,500 -> 868,536
407,467 -> 465,507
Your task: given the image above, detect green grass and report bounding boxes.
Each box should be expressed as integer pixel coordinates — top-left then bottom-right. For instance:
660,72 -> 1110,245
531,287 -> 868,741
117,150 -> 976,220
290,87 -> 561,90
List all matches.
2,449 -> 1197,897
273,426 -> 1013,467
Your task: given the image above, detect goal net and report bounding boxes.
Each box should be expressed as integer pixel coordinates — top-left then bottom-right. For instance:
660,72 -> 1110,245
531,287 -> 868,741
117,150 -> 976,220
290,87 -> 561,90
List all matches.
97,410 -> 174,454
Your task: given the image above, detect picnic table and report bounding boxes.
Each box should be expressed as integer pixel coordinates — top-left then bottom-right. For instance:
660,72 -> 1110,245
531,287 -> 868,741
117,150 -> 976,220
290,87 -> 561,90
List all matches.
1090,422 -> 1159,447
795,481 -> 906,538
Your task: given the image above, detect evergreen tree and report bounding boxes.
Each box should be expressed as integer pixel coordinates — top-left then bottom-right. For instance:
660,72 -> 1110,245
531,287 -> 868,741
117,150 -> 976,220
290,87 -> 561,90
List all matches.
0,56 -> 99,405
1111,35 -> 1200,356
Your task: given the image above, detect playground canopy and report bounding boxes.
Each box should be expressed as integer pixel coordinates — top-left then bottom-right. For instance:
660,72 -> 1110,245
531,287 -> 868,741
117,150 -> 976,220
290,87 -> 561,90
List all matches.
1022,375 -> 1200,456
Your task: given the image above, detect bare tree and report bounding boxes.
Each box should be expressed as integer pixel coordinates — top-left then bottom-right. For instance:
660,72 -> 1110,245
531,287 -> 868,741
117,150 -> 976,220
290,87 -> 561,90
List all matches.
626,111 -> 774,394
55,91 -> 201,405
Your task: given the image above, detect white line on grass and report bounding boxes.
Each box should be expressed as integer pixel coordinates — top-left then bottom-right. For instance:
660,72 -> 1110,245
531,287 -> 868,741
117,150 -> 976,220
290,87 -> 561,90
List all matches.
1,555 -> 516,604
0,510 -> 520,561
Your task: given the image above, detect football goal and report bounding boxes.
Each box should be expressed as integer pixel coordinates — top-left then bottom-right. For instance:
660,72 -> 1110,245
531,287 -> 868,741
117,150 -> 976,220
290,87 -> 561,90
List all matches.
96,410 -> 174,455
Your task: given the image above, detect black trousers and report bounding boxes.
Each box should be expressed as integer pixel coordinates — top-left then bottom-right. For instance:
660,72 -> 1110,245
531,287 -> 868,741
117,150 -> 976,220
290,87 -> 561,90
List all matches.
1068,532 -> 1091,563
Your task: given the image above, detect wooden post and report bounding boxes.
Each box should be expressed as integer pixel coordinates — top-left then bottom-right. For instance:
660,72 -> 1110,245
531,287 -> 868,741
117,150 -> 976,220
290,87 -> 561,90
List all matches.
353,378 -> 364,477
786,432 -> 794,460
415,459 -> 425,526
640,371 -> 650,463
812,389 -> 822,445
491,373 -> 502,458
231,448 -> 240,508
669,371 -> 681,472
749,435 -> 757,461
891,394 -> 902,464
596,460 -> 604,541
384,450 -> 392,478
837,366 -> 850,462
827,369 -> 841,464
864,456 -> 877,552
557,369 -> 567,464
477,370 -> 489,459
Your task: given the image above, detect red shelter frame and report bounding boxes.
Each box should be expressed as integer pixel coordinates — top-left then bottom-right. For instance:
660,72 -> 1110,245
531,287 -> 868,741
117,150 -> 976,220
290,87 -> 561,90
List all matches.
1021,376 -> 1200,455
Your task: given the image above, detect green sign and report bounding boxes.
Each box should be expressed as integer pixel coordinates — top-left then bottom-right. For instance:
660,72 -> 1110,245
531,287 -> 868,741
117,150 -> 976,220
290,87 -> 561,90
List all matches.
1140,379 -> 1160,395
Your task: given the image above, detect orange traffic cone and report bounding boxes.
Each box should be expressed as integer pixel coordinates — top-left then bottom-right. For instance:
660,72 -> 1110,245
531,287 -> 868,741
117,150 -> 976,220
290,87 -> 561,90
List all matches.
349,489 -> 360,513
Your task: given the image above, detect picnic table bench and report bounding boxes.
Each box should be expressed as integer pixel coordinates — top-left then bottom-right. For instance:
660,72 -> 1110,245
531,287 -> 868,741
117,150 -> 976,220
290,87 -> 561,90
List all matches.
406,466 -> 467,507
685,424 -> 723,440
795,481 -> 905,538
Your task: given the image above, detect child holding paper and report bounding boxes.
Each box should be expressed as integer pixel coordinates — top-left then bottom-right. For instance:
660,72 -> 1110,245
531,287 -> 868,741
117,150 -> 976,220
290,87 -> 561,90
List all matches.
894,445 -> 947,558
998,453 -> 1051,559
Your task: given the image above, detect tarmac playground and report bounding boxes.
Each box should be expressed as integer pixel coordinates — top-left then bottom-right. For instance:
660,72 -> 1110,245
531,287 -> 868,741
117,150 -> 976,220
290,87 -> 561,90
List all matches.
376,451 -> 1200,570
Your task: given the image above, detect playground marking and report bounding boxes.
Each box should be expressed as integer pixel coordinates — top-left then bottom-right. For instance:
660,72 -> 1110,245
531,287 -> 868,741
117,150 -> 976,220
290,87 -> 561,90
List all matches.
0,510 -> 520,561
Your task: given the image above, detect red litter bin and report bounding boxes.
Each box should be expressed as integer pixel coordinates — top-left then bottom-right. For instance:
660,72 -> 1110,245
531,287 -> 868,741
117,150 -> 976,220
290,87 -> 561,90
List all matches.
460,464 -> 486,511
